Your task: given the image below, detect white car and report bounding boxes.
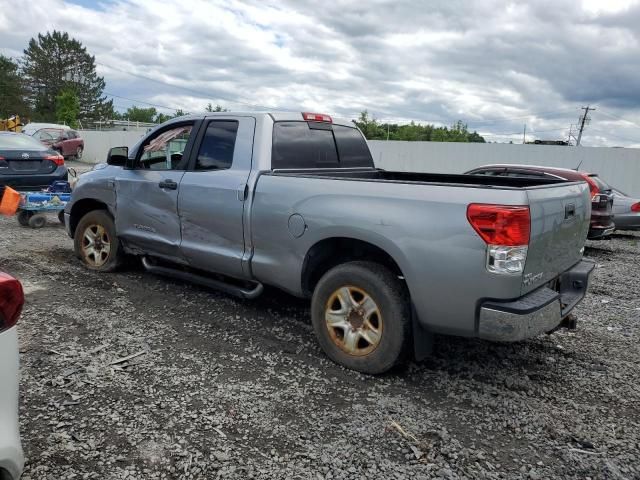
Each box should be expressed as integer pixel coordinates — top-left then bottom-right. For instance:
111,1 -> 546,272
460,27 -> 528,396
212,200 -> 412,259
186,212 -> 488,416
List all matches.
0,272 -> 24,479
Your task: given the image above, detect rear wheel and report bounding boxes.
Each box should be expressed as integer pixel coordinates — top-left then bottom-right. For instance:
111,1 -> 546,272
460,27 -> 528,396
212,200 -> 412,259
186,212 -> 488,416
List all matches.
311,261 -> 411,374
17,210 -> 34,227
58,210 -> 65,225
75,146 -> 83,160
74,210 -> 123,272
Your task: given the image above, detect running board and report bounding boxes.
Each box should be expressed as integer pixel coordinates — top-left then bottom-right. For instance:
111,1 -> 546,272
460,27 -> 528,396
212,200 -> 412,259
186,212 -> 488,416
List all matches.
141,257 -> 264,300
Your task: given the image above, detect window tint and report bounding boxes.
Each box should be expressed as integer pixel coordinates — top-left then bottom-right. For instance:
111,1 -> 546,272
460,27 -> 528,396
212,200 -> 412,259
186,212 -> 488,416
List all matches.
333,125 -> 373,168
195,121 -> 239,171
273,122 -> 338,169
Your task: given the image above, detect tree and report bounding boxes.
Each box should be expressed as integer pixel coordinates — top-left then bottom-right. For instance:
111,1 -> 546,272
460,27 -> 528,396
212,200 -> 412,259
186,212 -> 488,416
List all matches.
0,55 -> 28,118
120,106 -> 157,123
353,111 -> 486,143
205,103 -> 227,112
55,89 -> 79,127
22,30 -> 113,122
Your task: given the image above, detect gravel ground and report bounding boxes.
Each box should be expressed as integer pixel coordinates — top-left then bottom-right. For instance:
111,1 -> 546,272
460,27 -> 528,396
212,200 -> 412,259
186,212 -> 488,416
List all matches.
1,166 -> 639,479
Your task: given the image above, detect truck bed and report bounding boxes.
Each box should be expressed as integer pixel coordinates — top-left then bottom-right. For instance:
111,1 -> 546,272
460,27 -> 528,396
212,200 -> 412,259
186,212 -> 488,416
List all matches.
269,168 -> 574,189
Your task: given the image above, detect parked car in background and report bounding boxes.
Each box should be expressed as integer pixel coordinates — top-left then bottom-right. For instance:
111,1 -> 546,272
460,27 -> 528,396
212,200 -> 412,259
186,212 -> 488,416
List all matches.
32,128 -> 84,160
21,122 -> 70,137
0,132 -> 67,190
0,272 -> 24,480
66,112 -> 594,374
465,165 -> 615,239
601,184 -> 640,231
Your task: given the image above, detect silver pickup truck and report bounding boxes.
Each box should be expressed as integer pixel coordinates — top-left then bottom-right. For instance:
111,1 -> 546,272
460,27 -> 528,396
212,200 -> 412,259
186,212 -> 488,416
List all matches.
65,112 -> 595,374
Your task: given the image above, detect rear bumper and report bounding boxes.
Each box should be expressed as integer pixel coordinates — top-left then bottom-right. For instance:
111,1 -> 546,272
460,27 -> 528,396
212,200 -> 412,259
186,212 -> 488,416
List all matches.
478,259 -> 595,342
0,327 -> 24,480
588,225 -> 615,239
0,166 -> 68,191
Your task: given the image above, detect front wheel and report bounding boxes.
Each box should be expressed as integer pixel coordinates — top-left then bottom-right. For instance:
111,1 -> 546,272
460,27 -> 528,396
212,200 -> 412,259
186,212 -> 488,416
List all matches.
311,261 -> 411,374
75,146 -> 83,160
74,210 -> 123,271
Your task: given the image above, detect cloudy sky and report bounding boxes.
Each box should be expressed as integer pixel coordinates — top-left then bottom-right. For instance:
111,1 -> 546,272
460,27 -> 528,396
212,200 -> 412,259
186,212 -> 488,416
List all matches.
1,0 -> 640,146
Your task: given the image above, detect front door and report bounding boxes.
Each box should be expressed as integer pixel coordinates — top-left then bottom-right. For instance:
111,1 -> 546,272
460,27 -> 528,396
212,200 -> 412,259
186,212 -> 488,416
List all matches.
115,121 -> 198,261
178,116 -> 255,279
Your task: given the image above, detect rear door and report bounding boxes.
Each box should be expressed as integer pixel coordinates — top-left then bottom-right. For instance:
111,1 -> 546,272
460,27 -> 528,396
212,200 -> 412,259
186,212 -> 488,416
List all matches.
178,116 -> 255,279
114,121 -> 199,260
522,182 -> 591,294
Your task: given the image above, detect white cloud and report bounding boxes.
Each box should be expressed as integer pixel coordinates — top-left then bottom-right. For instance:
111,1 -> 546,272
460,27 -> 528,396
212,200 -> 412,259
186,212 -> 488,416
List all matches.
0,0 -> 639,146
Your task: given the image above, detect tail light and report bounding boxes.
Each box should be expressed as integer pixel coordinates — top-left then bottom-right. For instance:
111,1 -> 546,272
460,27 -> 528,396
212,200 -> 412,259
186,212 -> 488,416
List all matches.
631,202 -> 640,213
0,273 -> 24,333
581,174 -> 600,200
45,154 -> 65,166
302,112 -> 332,123
467,204 -> 530,274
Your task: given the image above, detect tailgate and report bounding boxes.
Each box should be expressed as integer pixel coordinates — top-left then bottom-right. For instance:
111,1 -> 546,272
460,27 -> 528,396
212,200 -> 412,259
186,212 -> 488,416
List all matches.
521,182 -> 591,295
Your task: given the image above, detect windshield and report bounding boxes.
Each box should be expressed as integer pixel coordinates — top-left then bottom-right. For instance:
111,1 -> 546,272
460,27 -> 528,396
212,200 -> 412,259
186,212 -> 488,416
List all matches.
0,133 -> 48,150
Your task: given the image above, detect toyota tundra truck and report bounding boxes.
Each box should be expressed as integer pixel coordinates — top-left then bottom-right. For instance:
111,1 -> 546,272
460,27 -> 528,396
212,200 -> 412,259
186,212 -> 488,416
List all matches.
65,112 -> 595,374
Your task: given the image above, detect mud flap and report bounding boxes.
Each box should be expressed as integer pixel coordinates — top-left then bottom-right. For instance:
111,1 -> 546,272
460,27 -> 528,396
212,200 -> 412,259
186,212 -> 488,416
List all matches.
412,304 -> 433,361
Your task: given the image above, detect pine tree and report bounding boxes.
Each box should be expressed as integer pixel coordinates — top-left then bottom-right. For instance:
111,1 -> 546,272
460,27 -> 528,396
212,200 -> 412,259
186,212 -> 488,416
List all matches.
22,30 -> 113,123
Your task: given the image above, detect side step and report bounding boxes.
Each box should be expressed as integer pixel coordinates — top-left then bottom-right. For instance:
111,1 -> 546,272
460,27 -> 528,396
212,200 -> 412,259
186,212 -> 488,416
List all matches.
141,257 -> 264,300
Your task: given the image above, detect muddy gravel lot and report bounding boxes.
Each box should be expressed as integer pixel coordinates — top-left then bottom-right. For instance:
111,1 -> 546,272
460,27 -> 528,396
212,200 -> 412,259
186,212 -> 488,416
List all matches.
1,175 -> 639,479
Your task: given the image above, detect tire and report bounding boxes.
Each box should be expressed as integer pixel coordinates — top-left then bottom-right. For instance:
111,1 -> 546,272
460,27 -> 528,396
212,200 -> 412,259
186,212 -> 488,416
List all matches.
17,210 -> 34,227
74,210 -> 124,272
28,213 -> 47,228
311,261 -> 411,374
75,146 -> 83,160
58,210 -> 65,225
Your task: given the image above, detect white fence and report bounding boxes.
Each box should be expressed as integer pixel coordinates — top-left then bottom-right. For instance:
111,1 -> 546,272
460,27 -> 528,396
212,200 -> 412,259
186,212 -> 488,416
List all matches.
369,141 -> 640,197
76,131 -> 640,197
79,130 -> 146,164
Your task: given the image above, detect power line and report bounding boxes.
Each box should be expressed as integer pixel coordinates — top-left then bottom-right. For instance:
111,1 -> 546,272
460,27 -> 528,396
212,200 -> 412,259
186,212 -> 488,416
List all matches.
97,61 -> 292,112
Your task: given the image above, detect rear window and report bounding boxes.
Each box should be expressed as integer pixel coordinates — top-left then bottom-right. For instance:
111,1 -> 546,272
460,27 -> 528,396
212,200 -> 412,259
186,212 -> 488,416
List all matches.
589,175 -> 612,191
272,122 -> 373,170
0,133 -> 48,150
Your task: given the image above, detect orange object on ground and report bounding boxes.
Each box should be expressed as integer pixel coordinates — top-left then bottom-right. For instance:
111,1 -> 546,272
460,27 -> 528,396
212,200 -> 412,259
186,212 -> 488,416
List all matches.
0,187 -> 21,216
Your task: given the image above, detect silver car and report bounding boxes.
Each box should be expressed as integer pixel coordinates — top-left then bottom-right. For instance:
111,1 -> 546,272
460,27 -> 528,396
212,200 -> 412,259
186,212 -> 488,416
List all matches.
0,272 -> 24,480
612,188 -> 640,231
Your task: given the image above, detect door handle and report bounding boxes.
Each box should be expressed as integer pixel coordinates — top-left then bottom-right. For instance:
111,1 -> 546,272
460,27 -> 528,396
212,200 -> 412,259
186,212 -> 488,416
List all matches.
159,179 -> 178,190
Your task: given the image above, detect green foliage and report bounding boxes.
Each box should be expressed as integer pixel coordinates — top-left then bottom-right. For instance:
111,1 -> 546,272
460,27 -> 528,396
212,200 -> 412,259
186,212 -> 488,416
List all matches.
0,55 -> 28,118
22,30 -> 113,122
55,89 -> 80,127
205,103 -> 227,112
353,111 -> 485,143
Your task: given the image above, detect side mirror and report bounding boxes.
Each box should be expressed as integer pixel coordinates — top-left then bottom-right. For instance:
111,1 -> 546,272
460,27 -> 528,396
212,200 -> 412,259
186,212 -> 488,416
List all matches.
107,146 -> 128,166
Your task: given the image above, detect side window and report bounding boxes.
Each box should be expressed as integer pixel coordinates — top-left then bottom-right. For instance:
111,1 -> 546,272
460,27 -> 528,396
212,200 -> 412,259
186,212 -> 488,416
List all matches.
195,121 -> 239,171
139,125 -> 193,170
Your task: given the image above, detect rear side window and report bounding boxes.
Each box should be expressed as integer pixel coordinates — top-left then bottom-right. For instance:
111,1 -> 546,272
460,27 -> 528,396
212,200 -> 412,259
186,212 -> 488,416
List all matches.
195,121 -> 239,171
272,122 -> 372,169
333,125 -> 373,167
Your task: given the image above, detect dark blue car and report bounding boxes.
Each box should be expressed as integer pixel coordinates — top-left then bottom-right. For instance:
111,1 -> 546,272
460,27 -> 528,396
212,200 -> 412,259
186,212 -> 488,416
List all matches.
0,132 -> 68,191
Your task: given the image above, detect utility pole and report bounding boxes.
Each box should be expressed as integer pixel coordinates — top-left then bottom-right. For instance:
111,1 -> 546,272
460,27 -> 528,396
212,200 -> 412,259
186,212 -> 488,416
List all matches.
522,124 -> 526,144
576,105 -> 595,146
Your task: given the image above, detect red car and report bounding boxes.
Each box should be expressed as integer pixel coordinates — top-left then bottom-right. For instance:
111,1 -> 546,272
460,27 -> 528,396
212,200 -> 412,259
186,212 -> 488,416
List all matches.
32,128 -> 84,160
466,164 -> 616,240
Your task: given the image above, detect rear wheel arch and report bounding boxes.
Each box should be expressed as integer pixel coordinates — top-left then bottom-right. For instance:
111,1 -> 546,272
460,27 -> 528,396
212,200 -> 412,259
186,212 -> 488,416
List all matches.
301,236 -> 408,297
